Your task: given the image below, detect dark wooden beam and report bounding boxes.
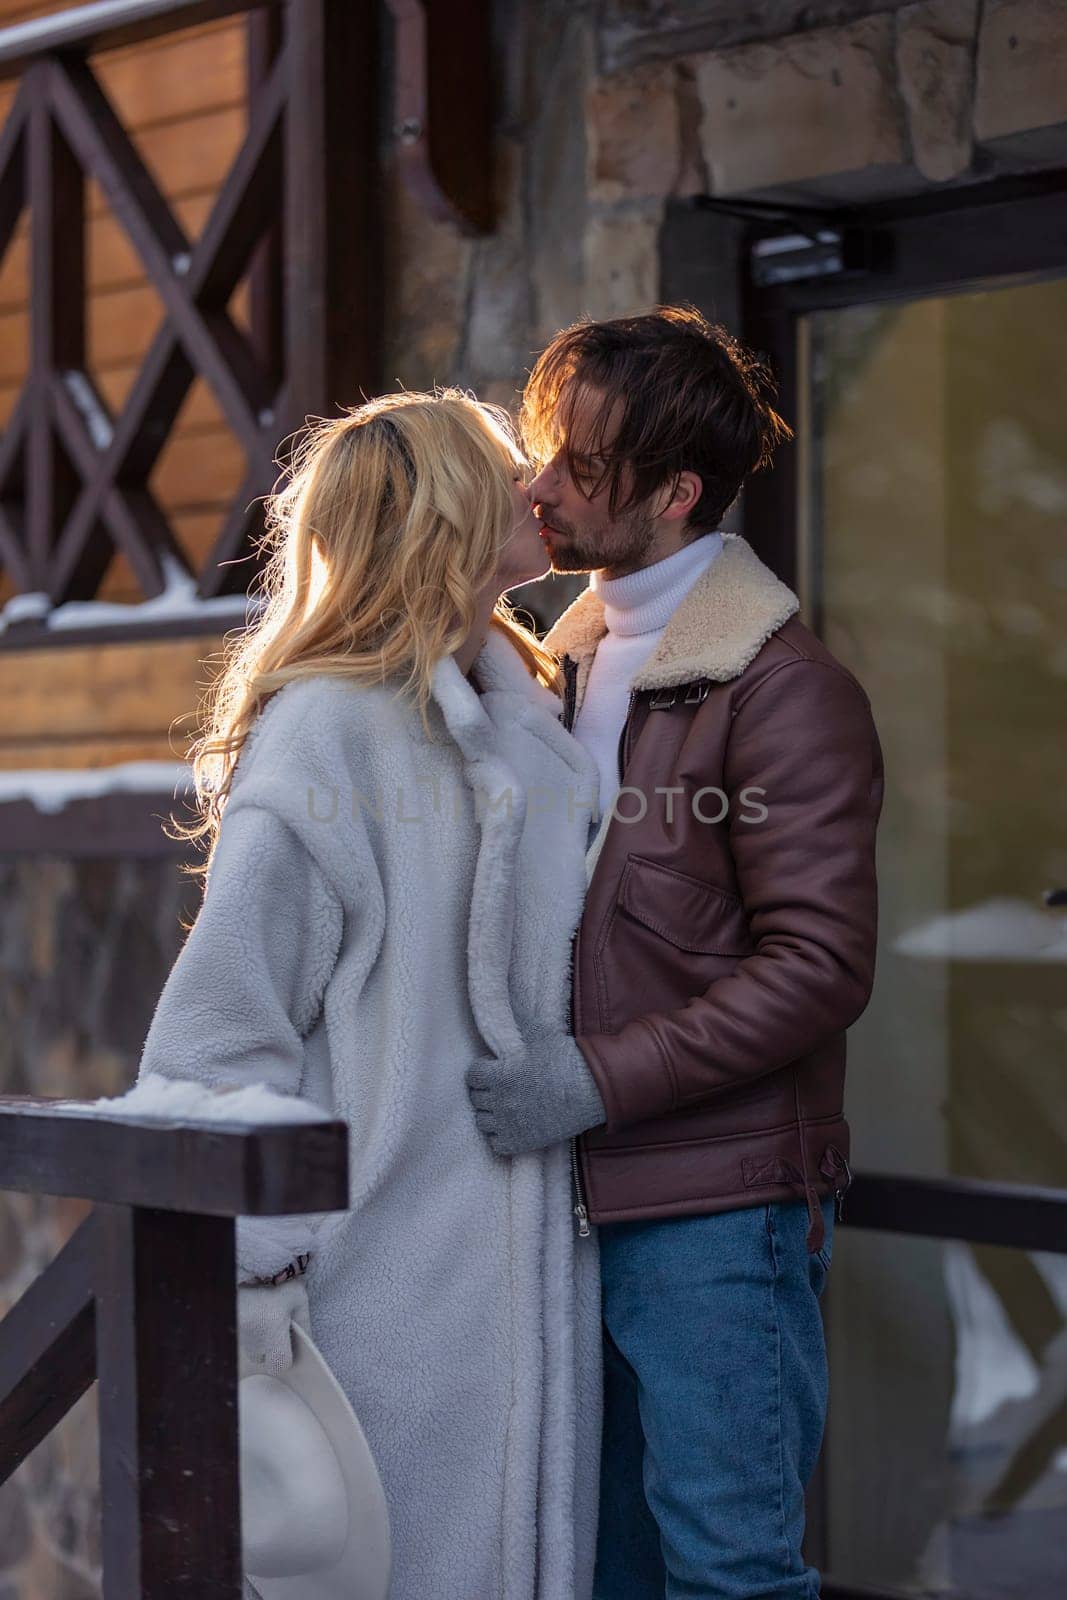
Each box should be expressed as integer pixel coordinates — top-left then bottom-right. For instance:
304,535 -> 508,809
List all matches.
841,1171 -> 1067,1254
0,608 -> 253,656
246,5 -> 284,395
0,1098 -> 349,1217
0,386 -> 31,589
95,1205 -> 242,1599
740,296 -> 799,591
26,62 -> 85,591
0,76 -> 28,264
0,1212 -> 97,1484
0,790 -> 197,857
285,0 -> 382,420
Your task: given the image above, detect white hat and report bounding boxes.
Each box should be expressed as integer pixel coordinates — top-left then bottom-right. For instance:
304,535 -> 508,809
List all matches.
240,1324 -> 391,1600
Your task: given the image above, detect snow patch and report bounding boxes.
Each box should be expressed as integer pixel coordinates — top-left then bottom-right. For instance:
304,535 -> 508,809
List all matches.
894,896 -> 1067,962
1,591 -> 51,625
0,553 -> 265,637
0,760 -> 194,814
53,1076 -> 333,1126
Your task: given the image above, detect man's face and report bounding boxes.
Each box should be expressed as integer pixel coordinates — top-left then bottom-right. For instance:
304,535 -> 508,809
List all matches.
526,388 -> 658,579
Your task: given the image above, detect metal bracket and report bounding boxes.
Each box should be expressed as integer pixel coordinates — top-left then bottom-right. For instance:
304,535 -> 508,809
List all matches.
689,194 -> 891,288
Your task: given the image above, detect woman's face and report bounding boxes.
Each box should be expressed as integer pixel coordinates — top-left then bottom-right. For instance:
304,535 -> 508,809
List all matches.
494,476 -> 551,593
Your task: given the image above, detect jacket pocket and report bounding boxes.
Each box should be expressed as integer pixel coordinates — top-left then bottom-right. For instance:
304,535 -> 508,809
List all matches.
616,855 -> 753,956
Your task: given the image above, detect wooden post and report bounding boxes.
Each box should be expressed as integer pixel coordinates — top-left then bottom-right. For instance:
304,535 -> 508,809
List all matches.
0,1100 -> 348,1595
95,1204 -> 243,1599
247,5 -> 284,391
26,60 -> 87,594
284,0 -> 382,424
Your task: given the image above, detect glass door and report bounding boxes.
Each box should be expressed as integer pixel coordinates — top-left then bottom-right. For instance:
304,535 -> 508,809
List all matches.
809,273 -> 1067,1599
745,187 -> 1067,1600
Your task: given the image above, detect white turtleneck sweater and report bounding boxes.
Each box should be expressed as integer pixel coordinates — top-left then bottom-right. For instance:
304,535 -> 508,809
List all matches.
573,533 -> 723,820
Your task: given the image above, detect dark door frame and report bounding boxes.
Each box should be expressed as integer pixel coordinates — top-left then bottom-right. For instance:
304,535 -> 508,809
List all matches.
741,170 -> 1067,1600
742,170 -> 1067,592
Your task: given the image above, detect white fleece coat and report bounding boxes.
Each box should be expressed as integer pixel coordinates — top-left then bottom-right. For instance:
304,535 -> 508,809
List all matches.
136,629 -> 603,1600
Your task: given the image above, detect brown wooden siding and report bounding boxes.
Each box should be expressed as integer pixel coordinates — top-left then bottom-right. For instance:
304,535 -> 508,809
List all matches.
0,633 -> 224,769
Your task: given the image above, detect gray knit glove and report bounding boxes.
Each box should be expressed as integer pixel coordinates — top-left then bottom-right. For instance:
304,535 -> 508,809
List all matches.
466,1032 -> 606,1155
237,1279 -> 311,1377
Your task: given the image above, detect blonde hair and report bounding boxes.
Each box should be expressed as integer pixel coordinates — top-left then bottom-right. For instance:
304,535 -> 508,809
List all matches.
169,389 -> 558,880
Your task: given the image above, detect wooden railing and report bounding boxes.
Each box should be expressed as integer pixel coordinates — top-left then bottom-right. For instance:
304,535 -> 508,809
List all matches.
0,1094 -> 348,1597
0,0 -> 381,640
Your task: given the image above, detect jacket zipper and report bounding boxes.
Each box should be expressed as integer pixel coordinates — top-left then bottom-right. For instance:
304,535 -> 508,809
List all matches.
615,687 -> 638,788
565,671 -> 640,1241
567,689 -> 637,1240
561,655 -> 579,734
570,1137 -> 590,1237
566,652 -> 599,1241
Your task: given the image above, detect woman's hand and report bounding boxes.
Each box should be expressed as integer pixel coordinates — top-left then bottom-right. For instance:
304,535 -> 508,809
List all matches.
237,1279 -> 312,1376
466,1031 -> 605,1155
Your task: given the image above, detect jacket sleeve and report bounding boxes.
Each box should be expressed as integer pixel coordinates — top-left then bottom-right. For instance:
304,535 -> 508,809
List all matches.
136,800 -> 346,1277
577,660 -> 885,1130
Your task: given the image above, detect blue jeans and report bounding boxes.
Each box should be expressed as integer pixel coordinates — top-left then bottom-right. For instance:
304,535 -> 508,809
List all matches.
593,1196 -> 836,1600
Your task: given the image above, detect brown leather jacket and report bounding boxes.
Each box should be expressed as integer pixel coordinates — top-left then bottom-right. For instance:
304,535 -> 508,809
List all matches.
544,535 -> 884,1254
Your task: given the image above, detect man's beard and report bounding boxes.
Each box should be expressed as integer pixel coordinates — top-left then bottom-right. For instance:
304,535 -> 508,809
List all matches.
545,509 -> 657,575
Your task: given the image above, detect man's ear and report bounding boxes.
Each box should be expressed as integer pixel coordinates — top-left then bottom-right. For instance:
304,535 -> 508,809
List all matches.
654,470 -> 702,524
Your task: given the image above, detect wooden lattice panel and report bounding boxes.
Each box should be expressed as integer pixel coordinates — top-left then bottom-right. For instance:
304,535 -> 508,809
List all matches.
0,9 -> 282,610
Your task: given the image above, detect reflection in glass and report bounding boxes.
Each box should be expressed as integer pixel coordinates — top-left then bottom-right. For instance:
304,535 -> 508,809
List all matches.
824,1230 -> 1067,1598
806,277 -> 1067,1596
807,278 -> 1067,1193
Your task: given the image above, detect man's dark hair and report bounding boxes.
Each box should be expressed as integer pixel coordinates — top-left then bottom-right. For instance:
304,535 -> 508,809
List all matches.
520,306 -> 792,532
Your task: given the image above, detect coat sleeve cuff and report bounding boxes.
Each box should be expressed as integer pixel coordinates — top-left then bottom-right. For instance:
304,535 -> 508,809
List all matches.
576,1022 -> 676,1131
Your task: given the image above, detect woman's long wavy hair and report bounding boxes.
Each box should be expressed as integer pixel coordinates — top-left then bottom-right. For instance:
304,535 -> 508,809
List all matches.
169,389 -> 558,881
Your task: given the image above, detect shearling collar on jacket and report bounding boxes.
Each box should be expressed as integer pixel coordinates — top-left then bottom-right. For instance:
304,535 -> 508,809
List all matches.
543,532 -> 799,691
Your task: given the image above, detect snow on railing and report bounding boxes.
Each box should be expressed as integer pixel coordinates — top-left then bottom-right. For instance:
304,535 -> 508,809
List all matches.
0,760 -> 193,814
0,552 -> 264,639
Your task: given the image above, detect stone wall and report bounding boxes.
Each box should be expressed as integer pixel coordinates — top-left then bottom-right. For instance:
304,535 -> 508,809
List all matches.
0,859 -> 200,1597
385,0 -> 1067,390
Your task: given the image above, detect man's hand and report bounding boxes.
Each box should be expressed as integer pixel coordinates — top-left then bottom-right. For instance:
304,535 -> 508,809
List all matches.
466,1031 -> 605,1155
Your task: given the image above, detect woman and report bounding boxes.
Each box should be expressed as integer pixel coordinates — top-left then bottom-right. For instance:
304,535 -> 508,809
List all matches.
136,392 -> 602,1598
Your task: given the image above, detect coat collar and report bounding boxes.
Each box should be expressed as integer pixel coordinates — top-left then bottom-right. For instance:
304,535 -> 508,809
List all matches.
427,624 -> 596,1061
428,623 -> 563,757
543,533 -> 799,690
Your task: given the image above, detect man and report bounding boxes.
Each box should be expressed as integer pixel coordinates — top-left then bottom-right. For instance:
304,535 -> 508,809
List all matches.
467,306 -> 884,1598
